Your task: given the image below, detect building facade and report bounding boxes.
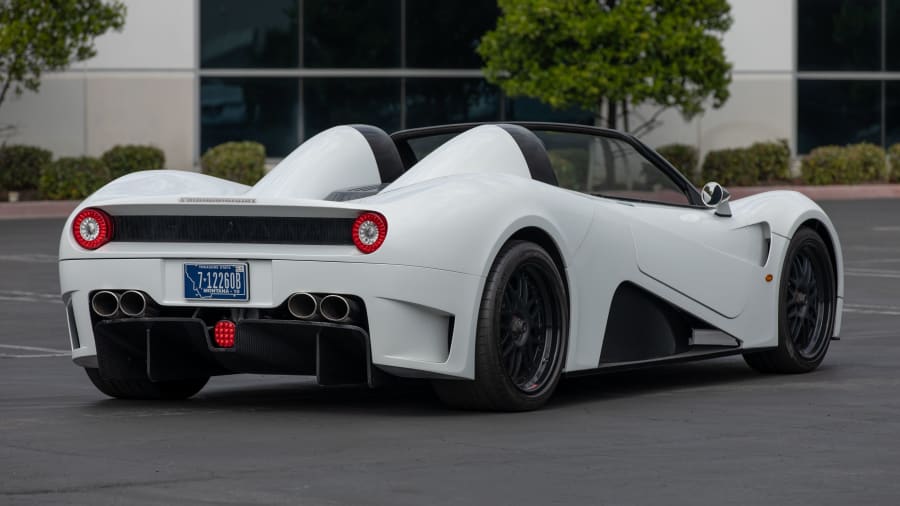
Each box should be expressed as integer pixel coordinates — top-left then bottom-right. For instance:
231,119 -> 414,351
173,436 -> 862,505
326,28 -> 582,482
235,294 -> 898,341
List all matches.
0,0 -> 896,169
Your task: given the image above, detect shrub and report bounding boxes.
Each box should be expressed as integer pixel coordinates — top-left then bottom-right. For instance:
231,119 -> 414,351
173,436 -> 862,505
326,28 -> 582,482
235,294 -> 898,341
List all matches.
201,141 -> 266,185
101,145 -> 165,178
701,140 -> 790,187
889,143 -> 900,183
656,144 -> 698,180
39,157 -> 111,200
0,145 -> 52,191
801,143 -> 886,185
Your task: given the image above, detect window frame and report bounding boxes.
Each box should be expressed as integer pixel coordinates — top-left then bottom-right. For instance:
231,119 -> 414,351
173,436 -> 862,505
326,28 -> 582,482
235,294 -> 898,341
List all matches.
391,122 -> 704,208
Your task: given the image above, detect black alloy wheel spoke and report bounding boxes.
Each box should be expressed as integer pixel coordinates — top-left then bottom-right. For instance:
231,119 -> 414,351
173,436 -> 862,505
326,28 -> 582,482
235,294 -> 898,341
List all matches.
786,247 -> 831,360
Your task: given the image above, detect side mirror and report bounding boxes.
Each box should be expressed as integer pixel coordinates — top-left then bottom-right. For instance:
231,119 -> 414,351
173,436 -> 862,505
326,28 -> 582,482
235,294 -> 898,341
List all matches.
700,182 -> 732,217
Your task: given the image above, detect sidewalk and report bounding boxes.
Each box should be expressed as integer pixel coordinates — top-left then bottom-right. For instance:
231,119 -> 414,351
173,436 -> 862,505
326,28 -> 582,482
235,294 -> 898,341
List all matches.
1,184 -> 899,220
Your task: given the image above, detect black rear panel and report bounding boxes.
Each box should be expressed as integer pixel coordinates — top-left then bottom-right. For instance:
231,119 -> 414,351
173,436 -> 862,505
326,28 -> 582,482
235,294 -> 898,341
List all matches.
112,215 -> 355,245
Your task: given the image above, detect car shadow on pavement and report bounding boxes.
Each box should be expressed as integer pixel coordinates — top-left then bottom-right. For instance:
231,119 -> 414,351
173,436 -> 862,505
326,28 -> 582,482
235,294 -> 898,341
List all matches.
82,358 -> 774,416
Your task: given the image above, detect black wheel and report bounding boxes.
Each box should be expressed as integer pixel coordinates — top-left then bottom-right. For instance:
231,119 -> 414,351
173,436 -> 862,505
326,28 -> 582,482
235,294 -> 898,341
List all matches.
744,228 -> 837,373
85,368 -> 208,400
433,241 -> 569,411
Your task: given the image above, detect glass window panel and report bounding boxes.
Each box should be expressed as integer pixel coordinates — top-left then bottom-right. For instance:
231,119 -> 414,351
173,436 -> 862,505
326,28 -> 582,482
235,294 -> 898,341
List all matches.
532,131 -> 690,205
797,0 -> 880,71
797,80 -> 881,154
303,79 -> 401,139
406,0 -> 499,68
200,0 -> 299,68
405,78 -> 500,128
506,97 -> 594,125
886,81 -> 900,147
200,78 -> 299,158
887,0 -> 900,70
304,0 -> 400,68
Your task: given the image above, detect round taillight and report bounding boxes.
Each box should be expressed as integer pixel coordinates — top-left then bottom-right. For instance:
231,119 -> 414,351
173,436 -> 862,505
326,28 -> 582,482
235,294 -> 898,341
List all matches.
352,212 -> 387,254
72,208 -> 113,250
213,320 -> 236,348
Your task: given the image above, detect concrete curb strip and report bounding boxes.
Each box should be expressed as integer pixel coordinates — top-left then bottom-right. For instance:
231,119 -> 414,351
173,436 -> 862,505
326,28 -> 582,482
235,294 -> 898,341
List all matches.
1,184 -> 900,220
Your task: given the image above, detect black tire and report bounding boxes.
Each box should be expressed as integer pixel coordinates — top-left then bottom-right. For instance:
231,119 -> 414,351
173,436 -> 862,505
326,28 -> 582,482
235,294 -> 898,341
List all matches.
433,241 -> 569,411
85,368 -> 208,400
743,228 -> 837,373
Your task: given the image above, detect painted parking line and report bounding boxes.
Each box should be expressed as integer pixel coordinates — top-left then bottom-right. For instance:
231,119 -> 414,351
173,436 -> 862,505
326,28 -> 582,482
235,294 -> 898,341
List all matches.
0,253 -> 57,264
0,344 -> 69,358
842,303 -> 900,316
844,268 -> 900,279
0,290 -> 61,304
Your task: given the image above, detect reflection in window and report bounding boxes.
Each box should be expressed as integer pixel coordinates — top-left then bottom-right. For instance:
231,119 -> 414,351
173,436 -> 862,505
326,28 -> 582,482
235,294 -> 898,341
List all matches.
303,79 -> 401,139
304,0 -> 400,68
532,131 -> 689,205
886,82 -> 900,147
797,0 -> 880,71
200,78 -> 299,157
405,79 -> 500,128
888,0 -> 900,70
200,0 -> 299,68
797,80 -> 881,153
406,0 -> 498,68
506,97 -> 594,125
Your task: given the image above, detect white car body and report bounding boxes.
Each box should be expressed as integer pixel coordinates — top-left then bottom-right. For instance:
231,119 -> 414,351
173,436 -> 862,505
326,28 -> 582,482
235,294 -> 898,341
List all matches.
58,123 -> 843,391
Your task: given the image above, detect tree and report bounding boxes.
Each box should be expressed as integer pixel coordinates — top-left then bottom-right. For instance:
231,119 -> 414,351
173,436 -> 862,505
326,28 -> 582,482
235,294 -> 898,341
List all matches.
0,0 -> 126,115
478,0 -> 733,135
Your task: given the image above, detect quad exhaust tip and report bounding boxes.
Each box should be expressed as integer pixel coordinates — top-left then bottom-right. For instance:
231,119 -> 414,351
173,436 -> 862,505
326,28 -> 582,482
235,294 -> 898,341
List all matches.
287,292 -> 319,320
119,290 -> 149,317
91,291 -> 120,318
319,294 -> 358,323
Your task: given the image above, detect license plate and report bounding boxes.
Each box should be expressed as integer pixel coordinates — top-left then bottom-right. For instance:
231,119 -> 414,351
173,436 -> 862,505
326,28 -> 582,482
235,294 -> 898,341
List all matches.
183,263 -> 248,301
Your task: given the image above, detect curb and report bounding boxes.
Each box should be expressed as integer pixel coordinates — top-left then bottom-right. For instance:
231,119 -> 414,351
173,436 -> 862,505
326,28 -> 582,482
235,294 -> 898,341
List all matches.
1,184 -> 899,220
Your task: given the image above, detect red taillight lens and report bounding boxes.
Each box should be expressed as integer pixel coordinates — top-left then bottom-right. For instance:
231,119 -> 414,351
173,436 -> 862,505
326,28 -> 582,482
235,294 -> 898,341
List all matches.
213,320 -> 236,348
352,212 -> 387,254
72,208 -> 113,250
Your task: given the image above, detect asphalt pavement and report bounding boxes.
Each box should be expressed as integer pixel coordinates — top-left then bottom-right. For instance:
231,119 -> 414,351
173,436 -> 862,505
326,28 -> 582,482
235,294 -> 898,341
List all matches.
1,200 -> 900,505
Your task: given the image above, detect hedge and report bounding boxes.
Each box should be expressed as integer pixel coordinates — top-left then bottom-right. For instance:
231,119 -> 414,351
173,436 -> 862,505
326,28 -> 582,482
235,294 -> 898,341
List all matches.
0,145 -> 52,191
889,144 -> 900,183
201,141 -> 266,186
102,144 -> 165,179
39,157 -> 111,200
701,140 -> 790,187
801,143 -> 887,185
656,144 -> 698,181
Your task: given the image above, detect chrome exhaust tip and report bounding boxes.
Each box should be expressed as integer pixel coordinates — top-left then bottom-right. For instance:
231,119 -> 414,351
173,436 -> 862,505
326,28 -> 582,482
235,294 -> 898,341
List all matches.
319,294 -> 358,323
287,292 -> 319,320
119,290 -> 149,317
91,291 -> 120,318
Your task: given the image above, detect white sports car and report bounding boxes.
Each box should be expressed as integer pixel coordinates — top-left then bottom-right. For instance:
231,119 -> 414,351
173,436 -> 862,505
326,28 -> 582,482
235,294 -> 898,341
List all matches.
58,123 -> 843,411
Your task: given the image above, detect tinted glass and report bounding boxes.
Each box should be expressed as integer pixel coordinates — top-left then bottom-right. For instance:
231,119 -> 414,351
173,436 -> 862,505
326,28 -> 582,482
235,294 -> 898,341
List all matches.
405,78 -> 500,128
886,81 -> 900,147
506,97 -> 594,125
304,0 -> 400,68
303,79 -> 401,139
798,0 -> 880,71
797,80 -> 881,153
200,78 -> 299,157
406,0 -> 498,68
888,0 -> 900,70
200,0 -> 299,68
533,131 -> 690,205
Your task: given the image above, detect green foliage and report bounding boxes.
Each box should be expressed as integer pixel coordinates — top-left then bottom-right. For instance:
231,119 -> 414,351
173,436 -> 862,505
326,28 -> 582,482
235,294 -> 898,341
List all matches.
0,0 -> 126,110
701,140 -> 790,186
101,144 -> 165,179
479,0 -> 733,129
889,144 -> 900,183
548,148 -> 589,191
655,144 -> 698,180
801,144 -> 887,185
0,144 -> 51,191
201,141 -> 266,186
39,156 -> 111,200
